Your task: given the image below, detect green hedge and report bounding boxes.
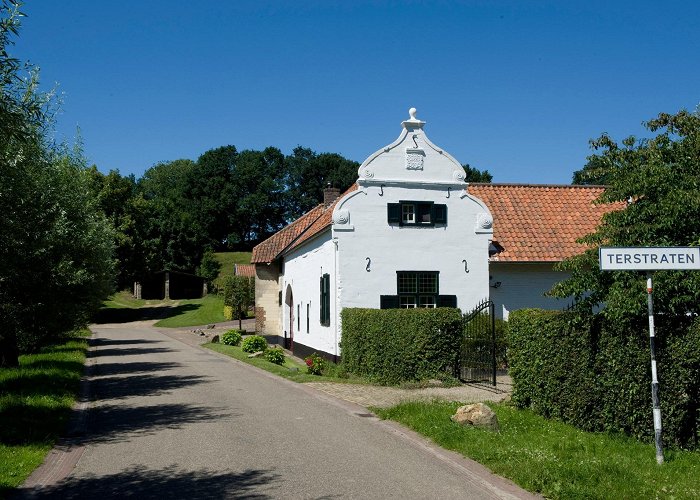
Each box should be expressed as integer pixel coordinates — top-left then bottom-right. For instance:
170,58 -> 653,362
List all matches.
341,307 -> 462,385
509,309 -> 700,449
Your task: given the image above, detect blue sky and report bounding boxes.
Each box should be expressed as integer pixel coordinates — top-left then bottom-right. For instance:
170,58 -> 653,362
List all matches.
14,1 -> 700,184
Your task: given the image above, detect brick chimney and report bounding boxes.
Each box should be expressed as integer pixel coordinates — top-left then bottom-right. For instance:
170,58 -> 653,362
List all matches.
323,184 -> 341,207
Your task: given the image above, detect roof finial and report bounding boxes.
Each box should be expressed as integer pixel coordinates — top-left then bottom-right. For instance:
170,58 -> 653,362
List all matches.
409,107 -> 417,121
402,106 -> 425,129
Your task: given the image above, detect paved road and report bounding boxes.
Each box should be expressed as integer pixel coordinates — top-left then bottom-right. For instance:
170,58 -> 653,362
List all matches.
19,322 -> 537,499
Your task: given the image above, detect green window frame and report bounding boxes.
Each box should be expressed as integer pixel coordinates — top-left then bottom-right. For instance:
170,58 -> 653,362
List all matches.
319,273 -> 330,326
387,201 -> 447,226
380,271 -> 457,309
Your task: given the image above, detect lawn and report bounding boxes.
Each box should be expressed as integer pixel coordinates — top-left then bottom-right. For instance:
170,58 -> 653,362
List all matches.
213,251 -> 252,282
375,401 -> 700,499
0,330 -> 89,496
154,294 -> 226,328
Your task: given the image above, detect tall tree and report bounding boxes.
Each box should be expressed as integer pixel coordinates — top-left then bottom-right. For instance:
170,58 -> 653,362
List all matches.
551,109 -> 700,319
285,146 -> 359,217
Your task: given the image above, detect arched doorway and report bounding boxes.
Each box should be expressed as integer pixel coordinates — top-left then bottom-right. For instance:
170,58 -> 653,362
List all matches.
284,284 -> 294,351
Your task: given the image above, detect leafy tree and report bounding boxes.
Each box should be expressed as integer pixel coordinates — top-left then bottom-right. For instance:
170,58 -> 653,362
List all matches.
462,164 -> 493,183
551,109 -> 700,320
226,147 -> 288,248
285,146 -> 359,217
222,275 -> 254,330
197,249 -> 221,288
187,145 -> 238,249
0,2 -> 115,366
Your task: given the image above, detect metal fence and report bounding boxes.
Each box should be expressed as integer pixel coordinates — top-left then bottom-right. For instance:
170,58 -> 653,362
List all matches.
458,298 -> 496,386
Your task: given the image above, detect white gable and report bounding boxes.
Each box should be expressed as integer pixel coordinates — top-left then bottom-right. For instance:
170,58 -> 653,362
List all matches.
357,108 -> 468,186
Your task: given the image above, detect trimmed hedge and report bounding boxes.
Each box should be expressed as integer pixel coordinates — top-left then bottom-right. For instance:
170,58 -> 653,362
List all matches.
509,309 -> 700,449
341,307 -> 462,385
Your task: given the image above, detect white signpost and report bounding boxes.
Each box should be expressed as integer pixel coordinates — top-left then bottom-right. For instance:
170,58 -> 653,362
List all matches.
599,246 -> 700,465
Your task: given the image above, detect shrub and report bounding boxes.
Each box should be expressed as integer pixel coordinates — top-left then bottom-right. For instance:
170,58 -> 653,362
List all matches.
221,329 -> 242,346
223,305 -> 233,321
264,346 -> 286,365
241,335 -> 267,353
508,309 -> 700,449
341,307 -> 463,384
305,352 -> 327,375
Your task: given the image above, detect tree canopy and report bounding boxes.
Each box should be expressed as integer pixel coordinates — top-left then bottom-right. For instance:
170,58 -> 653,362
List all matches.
1,1 -> 115,366
551,109 -> 700,320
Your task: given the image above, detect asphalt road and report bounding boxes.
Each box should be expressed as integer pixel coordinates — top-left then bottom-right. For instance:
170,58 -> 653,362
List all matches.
18,322 -> 537,499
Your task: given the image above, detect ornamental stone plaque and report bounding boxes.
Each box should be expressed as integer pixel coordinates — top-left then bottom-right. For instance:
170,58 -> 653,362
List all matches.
405,148 -> 425,170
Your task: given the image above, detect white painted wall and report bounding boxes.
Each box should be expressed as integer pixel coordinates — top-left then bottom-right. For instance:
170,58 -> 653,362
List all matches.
489,262 -> 571,319
334,184 -> 492,315
281,232 -> 339,356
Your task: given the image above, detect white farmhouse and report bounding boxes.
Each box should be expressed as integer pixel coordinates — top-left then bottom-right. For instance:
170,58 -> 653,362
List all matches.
252,108 -> 493,359
252,108 -> 615,359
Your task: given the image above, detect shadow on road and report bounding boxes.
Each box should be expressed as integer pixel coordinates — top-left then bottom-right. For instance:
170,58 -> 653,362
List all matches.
18,466 -> 279,499
93,361 -> 183,376
70,403 -> 235,446
90,338 -> 163,347
92,304 -> 200,324
90,373 -> 210,400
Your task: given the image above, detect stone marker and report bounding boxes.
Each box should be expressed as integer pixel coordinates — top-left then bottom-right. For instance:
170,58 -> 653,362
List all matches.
451,402 -> 499,431
248,351 -> 264,358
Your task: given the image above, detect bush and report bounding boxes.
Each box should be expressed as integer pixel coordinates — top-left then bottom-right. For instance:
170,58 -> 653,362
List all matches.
223,306 -> 233,321
264,346 -> 285,365
508,309 -> 700,449
241,335 -> 267,353
305,352 -> 327,375
221,329 -> 242,346
341,307 -> 463,384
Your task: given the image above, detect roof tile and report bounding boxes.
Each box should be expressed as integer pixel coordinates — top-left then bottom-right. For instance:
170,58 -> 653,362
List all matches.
469,183 -> 620,262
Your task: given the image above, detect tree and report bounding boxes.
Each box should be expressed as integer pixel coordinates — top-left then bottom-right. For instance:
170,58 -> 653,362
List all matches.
222,275 -> 254,330
197,249 -> 221,288
0,2 -> 115,366
226,147 -> 288,248
462,164 -> 493,183
285,146 -> 359,217
551,109 -> 700,319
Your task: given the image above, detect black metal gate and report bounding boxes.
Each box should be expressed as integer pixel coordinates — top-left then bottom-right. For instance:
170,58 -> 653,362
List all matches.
458,299 -> 496,386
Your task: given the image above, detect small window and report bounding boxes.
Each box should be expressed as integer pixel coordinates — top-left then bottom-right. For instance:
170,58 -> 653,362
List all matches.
400,296 -> 417,308
388,201 -> 447,226
402,204 -> 415,224
306,303 -> 310,333
297,304 -> 300,331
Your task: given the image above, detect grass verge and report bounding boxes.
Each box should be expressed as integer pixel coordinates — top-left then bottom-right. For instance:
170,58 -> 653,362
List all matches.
374,401 -> 700,499
154,295 -> 226,328
0,330 -> 89,496
204,343 -> 363,384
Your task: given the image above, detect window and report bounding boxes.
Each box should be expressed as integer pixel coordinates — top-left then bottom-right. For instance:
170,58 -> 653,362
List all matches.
297,304 -> 300,331
306,303 -> 310,333
319,273 -> 330,326
388,201 -> 447,226
380,271 -> 457,309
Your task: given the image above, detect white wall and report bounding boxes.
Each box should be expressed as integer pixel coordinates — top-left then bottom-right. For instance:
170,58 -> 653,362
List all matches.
334,183 -> 492,315
489,262 -> 571,319
281,233 -> 339,357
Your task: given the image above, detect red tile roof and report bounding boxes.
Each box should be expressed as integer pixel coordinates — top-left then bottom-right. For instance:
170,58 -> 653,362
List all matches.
468,183 -> 619,262
251,205 -> 326,263
250,185 -> 357,264
253,183 -> 619,265
233,264 -> 256,277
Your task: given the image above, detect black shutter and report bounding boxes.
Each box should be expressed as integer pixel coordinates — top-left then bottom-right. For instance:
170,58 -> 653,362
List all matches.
434,204 -> 447,224
380,295 -> 400,309
319,276 -> 324,323
323,274 -> 331,325
437,295 -> 457,308
417,203 -> 432,224
387,203 -> 401,223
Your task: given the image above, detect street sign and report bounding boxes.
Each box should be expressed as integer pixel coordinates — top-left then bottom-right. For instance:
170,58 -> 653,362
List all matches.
598,245 -> 700,465
599,247 -> 700,271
